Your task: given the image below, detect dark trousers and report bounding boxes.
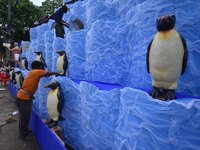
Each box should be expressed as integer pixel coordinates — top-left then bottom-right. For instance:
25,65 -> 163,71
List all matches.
16,98 -> 32,137
55,22 -> 65,38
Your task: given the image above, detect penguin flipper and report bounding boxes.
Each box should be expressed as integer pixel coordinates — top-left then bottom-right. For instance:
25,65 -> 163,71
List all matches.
58,115 -> 65,121
63,55 -> 68,75
57,86 -> 65,121
21,75 -> 24,87
42,57 -> 47,68
147,39 -> 153,73
180,35 -> 188,75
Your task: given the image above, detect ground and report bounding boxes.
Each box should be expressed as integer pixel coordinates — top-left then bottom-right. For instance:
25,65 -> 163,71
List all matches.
0,85 -> 41,150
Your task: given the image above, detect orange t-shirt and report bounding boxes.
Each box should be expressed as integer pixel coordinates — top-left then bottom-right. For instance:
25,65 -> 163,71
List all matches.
17,69 -> 46,100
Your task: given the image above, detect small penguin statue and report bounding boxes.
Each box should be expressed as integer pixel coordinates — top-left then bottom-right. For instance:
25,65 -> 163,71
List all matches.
9,68 -> 16,84
34,51 -> 47,69
15,71 -> 24,88
21,57 -> 29,70
56,51 -> 68,76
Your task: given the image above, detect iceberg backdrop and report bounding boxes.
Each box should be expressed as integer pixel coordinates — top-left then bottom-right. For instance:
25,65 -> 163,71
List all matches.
19,0 -> 200,149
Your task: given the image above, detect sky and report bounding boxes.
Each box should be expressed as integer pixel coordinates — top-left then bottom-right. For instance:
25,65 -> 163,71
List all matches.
29,0 -> 46,6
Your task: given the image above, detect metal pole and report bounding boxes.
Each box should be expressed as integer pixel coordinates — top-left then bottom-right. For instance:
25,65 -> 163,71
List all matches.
6,0 -> 12,64
8,0 -> 11,43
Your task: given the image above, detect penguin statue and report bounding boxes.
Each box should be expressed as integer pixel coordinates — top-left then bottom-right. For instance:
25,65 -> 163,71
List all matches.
9,68 -> 16,84
56,51 -> 68,76
15,71 -> 24,88
146,14 -> 187,100
44,81 -> 65,127
21,57 -> 29,70
34,51 -> 47,69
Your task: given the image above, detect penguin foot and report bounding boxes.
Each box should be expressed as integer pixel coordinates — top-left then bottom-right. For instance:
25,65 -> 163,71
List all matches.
164,90 -> 176,100
65,143 -> 75,150
48,121 -> 58,128
150,87 -> 176,100
44,119 -> 54,125
149,87 -> 164,99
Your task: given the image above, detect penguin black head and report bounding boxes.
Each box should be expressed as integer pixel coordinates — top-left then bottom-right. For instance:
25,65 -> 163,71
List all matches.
156,14 -> 176,31
21,57 -> 25,62
15,71 -> 22,75
44,81 -> 61,90
56,51 -> 66,56
34,51 -> 42,55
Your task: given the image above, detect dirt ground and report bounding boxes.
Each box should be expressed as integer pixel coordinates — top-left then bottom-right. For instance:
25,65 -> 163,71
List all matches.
0,85 -> 41,150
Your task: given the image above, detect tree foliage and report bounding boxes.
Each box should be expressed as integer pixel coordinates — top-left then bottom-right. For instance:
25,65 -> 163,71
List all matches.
0,0 -> 42,43
40,0 -> 63,15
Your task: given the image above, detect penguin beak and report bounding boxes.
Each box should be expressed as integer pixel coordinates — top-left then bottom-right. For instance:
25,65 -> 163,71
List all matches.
44,84 -> 52,88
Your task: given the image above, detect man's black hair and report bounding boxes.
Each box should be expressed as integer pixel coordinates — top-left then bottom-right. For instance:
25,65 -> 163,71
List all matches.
31,61 -> 44,70
61,5 -> 68,13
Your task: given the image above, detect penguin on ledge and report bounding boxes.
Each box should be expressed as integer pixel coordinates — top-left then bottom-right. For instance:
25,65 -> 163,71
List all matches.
21,57 -> 29,70
44,81 -> 65,127
34,51 -> 47,69
146,14 -> 188,100
9,68 -> 16,84
56,51 -> 68,76
15,71 -> 24,89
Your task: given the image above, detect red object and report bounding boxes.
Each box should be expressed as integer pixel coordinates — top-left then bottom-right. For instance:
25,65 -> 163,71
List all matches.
0,72 -> 9,86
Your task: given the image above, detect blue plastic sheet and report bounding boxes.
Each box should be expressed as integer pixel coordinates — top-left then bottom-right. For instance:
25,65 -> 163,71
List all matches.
114,88 -> 200,150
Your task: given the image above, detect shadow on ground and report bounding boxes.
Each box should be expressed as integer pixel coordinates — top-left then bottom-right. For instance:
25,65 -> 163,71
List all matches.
0,85 -> 41,150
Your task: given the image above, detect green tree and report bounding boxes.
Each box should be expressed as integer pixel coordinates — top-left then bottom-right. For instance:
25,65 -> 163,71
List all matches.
40,0 -> 63,15
0,0 -> 42,42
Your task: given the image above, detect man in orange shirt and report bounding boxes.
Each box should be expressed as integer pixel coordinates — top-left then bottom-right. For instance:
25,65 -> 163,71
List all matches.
16,61 -> 62,141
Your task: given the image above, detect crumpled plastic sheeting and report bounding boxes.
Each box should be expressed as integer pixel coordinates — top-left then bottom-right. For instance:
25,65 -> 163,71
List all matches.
21,41 -> 30,51
45,31 -> 54,71
21,41 -> 30,59
66,29 -> 87,79
174,0 -> 200,96
30,27 -> 37,40
27,39 -> 37,69
85,19 -> 132,85
114,88 -> 200,150
59,79 -> 120,149
65,0 -> 199,96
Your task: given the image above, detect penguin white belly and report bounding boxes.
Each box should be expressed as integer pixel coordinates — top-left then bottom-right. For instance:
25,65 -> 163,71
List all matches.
149,30 -> 184,89
9,71 -> 13,81
36,55 -> 41,61
47,89 -> 59,121
22,60 -> 25,69
56,56 -> 64,74
16,74 -> 21,87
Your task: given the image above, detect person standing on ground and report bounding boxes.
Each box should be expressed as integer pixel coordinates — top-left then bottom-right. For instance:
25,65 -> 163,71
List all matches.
16,61 -> 62,141
7,42 -> 20,67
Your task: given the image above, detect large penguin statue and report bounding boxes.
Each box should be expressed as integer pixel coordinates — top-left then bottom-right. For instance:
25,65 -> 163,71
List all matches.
34,51 -> 47,69
15,71 -> 24,88
147,14 -> 187,100
21,57 -> 28,70
44,81 -> 65,127
56,51 -> 68,76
